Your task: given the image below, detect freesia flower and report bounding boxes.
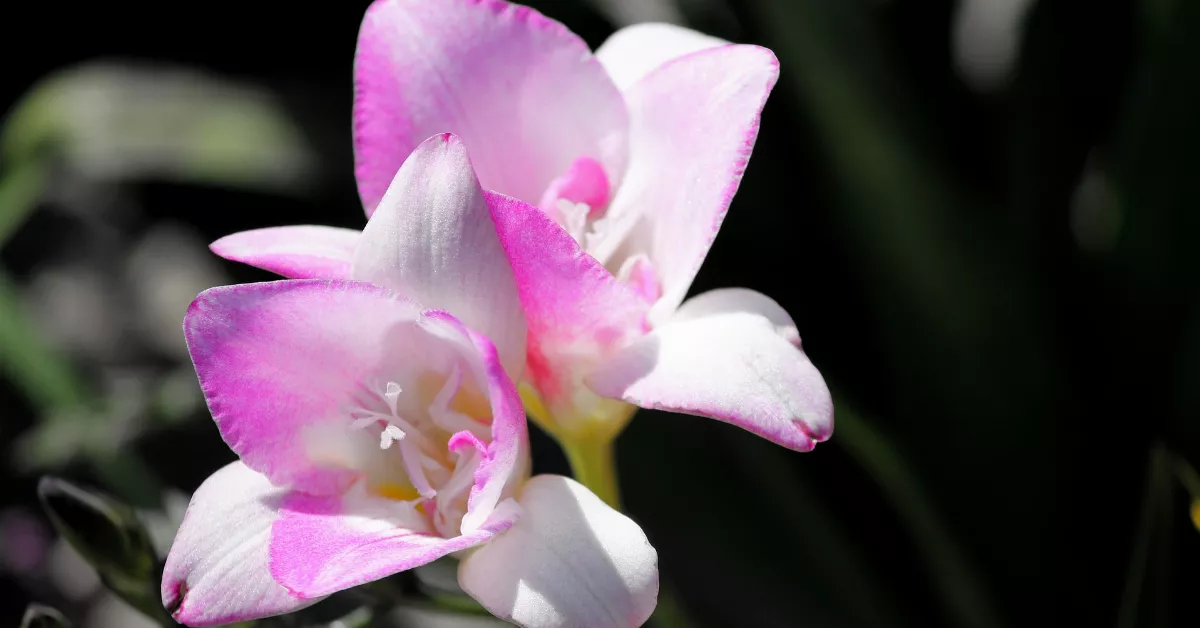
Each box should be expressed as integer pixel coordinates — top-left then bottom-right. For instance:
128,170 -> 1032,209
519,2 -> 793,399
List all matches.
214,0 -> 833,473
162,136 -> 657,628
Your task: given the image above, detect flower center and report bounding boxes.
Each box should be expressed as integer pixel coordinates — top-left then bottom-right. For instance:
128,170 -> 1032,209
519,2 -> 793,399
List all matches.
540,156 -> 613,249
343,365 -> 493,536
348,380 -> 439,500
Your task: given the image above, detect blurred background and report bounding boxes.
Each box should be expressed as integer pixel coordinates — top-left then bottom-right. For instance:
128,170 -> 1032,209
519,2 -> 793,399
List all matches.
2,0 -> 1198,626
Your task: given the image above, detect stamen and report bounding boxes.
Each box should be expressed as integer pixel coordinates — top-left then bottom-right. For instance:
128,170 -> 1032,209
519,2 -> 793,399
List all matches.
399,438 -> 437,499
438,448 -> 480,505
434,443 -> 483,537
347,378 -> 440,500
384,381 -> 402,415
379,424 -> 406,449
431,365 -> 462,412
348,381 -> 429,451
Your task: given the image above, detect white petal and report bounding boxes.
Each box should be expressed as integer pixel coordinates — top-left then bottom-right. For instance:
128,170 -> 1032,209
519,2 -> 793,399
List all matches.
458,475 -> 658,628
161,461 -> 319,626
351,133 -> 527,379
595,23 -> 727,91
672,287 -> 801,345
586,311 -> 833,452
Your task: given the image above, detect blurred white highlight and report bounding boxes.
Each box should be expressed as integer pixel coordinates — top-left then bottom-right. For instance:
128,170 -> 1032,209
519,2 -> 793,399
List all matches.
953,0 -> 1037,92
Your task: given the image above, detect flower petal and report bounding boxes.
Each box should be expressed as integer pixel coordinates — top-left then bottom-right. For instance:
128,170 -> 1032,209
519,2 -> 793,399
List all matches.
591,45 -> 779,324
185,279 -> 428,494
352,134 -> 527,379
162,461 -> 318,626
595,22 -> 727,91
585,310 -> 833,451
210,226 -> 359,279
458,474 -> 658,628
269,488 -> 520,598
486,191 -> 649,420
672,287 -> 801,345
354,0 -> 628,212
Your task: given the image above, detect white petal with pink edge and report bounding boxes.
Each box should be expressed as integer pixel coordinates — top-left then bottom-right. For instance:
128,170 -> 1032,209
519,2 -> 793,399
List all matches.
585,309 -> 833,451
353,0 -> 628,212
268,487 -> 520,598
353,134 -> 527,379
210,226 -> 359,279
595,22 -> 728,92
162,461 -> 319,627
485,190 -> 649,425
590,44 -> 779,325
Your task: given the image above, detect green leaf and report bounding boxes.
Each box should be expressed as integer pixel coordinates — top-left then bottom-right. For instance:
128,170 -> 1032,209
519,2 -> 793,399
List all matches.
20,604 -> 71,628
36,477 -> 168,623
2,62 -> 317,193
0,158 -> 48,250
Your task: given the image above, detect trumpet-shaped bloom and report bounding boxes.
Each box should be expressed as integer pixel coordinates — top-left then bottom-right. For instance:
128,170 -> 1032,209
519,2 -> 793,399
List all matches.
163,136 -> 657,628
213,0 -> 833,450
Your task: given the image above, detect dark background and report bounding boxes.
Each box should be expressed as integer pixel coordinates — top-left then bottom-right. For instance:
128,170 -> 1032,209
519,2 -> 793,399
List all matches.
2,0 -> 1198,626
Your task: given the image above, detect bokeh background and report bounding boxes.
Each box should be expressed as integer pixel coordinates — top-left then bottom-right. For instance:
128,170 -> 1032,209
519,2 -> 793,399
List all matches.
2,0 -> 1198,626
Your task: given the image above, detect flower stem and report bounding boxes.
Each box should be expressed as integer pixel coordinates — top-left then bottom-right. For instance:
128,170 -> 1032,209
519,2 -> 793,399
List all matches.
559,434 -> 695,628
561,435 -> 621,509
1117,443 -> 1171,628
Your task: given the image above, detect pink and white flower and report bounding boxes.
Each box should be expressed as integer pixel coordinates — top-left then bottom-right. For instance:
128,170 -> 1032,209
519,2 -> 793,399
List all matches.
162,136 -> 657,628
214,0 -> 833,450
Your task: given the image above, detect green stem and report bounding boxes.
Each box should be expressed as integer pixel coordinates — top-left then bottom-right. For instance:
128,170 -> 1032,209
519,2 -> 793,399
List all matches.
1170,452 -> 1200,499
559,435 -> 695,628
561,436 -> 621,509
1117,444 -> 1170,628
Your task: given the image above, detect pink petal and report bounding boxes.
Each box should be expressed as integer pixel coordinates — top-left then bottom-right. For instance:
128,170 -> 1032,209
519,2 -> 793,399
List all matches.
210,226 -> 359,279
423,310 -> 529,534
458,474 -> 658,628
591,45 -> 779,324
585,310 -> 833,452
595,22 -> 727,91
269,488 -> 520,598
353,0 -> 628,213
485,191 -> 650,417
185,279 -> 427,495
538,156 -> 611,220
352,134 -> 527,378
162,462 -> 320,626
